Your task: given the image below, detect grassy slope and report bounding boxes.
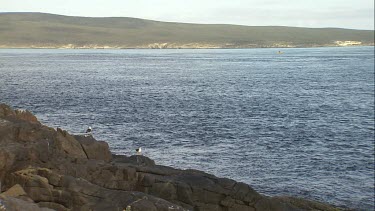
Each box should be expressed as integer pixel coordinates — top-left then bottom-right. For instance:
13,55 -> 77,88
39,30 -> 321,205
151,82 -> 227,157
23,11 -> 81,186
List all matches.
0,12 -> 373,48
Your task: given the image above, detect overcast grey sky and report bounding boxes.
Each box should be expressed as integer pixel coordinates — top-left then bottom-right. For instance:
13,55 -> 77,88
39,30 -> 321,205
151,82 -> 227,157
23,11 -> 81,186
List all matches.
1,0 -> 374,29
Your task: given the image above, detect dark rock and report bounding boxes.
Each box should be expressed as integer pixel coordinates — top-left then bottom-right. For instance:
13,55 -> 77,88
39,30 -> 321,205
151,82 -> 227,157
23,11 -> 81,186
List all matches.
129,198 -> 157,211
0,104 -> 39,124
232,182 -> 262,205
74,135 -> 112,162
0,149 -> 16,183
55,130 -> 87,159
113,154 -> 156,166
0,184 -> 27,198
176,182 -> 194,204
139,173 -> 156,187
14,110 -> 40,124
192,187 -> 225,204
0,104 -> 16,117
217,177 -> 236,190
7,167 -> 187,211
0,195 -> 53,211
37,202 -> 69,211
229,204 -> 256,211
150,182 -> 177,200
194,202 -> 223,211
0,104 -> 345,211
254,197 -> 300,211
272,196 -> 347,211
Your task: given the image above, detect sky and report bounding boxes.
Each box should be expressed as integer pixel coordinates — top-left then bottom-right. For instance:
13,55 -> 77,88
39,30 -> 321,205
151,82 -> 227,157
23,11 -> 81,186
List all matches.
1,0 -> 374,30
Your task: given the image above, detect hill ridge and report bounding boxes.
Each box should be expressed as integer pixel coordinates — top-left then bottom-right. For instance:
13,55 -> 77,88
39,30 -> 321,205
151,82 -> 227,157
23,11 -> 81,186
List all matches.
0,12 -> 373,49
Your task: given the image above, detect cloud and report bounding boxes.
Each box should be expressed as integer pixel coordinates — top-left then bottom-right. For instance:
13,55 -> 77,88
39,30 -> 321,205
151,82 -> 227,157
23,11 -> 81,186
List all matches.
181,6 -> 374,29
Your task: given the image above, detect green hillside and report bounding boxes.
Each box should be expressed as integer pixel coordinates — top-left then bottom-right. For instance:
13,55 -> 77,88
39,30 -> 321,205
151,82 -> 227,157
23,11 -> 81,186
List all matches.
0,12 -> 373,48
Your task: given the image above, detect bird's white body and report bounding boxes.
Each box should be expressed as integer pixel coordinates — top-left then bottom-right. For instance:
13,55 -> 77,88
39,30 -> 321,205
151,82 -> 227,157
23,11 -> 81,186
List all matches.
86,126 -> 92,133
136,147 -> 142,155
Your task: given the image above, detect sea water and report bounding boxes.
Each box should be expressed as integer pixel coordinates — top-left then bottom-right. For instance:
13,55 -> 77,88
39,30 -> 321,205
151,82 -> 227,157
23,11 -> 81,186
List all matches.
0,47 -> 374,210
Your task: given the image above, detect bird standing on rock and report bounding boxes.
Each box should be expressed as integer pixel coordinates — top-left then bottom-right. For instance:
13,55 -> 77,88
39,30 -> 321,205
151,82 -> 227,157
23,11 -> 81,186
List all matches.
136,147 -> 142,155
86,126 -> 92,133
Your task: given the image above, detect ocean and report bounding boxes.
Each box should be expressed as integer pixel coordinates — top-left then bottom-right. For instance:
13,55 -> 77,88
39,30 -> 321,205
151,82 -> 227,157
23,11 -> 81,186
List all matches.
0,47 -> 374,210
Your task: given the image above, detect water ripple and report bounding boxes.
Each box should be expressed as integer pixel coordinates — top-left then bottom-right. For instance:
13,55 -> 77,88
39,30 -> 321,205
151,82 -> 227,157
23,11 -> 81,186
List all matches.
0,47 -> 374,210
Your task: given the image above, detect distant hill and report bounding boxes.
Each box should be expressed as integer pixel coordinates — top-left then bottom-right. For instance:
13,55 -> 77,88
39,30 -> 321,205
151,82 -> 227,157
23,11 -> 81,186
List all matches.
0,12 -> 374,49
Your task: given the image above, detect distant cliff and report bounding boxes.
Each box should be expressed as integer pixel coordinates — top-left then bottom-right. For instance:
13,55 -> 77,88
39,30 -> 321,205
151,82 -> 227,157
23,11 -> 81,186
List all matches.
0,12 -> 374,49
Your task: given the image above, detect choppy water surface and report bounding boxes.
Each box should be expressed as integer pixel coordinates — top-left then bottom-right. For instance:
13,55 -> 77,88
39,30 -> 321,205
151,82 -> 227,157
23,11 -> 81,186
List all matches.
0,47 -> 374,210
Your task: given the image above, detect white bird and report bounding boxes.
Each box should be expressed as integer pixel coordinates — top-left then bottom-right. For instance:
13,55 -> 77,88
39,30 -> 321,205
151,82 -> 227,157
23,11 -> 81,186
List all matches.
136,147 -> 142,155
86,126 -> 92,133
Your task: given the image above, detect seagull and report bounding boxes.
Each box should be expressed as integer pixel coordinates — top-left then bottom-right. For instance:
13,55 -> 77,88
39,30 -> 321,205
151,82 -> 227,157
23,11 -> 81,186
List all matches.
136,147 -> 142,155
86,126 -> 92,133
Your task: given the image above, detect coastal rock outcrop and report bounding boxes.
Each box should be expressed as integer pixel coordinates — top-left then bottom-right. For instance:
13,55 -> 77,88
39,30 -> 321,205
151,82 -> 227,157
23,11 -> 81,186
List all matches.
0,104 -> 344,211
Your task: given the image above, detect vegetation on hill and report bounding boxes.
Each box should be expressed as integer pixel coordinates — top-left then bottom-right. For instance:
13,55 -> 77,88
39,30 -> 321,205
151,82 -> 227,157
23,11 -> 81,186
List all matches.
0,12 -> 373,48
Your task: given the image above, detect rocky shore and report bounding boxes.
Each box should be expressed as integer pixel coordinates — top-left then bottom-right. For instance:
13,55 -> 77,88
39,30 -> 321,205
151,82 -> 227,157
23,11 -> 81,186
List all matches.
0,104 -> 345,211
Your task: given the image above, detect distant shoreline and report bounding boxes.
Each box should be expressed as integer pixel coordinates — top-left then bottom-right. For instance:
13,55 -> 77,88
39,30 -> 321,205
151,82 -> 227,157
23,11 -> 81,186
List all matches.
0,44 -> 373,50
1,13 -> 373,51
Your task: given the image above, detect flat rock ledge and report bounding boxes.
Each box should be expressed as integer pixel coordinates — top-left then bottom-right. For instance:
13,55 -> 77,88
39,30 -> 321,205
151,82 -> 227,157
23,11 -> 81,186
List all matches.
0,104 -> 346,211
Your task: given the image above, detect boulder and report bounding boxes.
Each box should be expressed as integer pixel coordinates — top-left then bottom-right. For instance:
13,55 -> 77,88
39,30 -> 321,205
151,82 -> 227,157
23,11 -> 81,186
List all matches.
0,184 -> 27,198
0,195 -> 53,211
0,104 -> 39,124
7,167 -> 187,211
0,104 -> 16,118
74,135 -> 112,162
55,128 -> 87,159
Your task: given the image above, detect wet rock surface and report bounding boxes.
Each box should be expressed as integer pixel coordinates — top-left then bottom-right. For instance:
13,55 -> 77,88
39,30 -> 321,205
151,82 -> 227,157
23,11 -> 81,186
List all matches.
0,104 -> 346,211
